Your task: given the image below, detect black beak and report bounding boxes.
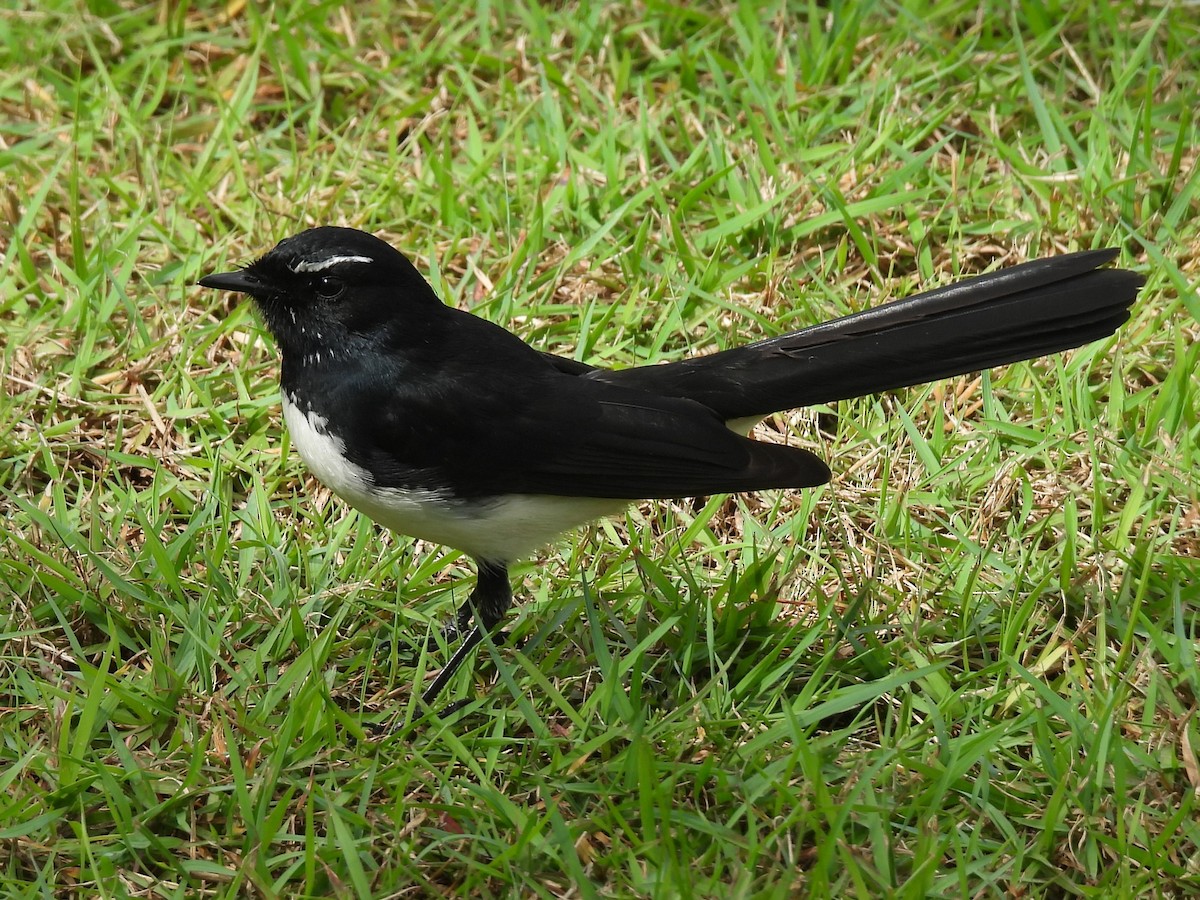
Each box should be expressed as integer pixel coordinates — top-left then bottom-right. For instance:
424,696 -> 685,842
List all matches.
198,269 -> 260,294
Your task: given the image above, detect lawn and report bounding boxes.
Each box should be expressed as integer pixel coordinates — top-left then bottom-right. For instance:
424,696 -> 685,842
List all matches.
2,1 -> 1198,896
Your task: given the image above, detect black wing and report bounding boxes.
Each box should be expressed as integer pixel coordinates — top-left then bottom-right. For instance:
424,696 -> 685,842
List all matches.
324,337 -> 829,501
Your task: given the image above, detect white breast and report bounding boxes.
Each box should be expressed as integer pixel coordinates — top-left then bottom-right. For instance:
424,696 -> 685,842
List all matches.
280,393 -> 628,562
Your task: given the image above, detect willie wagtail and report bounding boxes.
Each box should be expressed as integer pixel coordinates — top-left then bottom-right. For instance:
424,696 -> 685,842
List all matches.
199,227 -> 1143,706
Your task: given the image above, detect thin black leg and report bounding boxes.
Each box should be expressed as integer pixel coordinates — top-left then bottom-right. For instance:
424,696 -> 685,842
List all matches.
426,596 -> 475,648
421,560 -> 512,707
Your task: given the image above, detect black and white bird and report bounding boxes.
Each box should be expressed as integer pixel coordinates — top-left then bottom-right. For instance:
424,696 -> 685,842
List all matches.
199,227 -> 1142,706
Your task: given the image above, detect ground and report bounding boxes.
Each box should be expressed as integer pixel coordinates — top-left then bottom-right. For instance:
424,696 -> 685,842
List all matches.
1,1 -> 1198,897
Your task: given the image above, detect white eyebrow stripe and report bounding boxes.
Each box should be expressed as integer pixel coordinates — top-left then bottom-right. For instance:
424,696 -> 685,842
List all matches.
291,254 -> 375,274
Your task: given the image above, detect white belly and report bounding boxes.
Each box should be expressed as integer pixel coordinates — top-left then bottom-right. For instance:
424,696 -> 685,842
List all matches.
281,394 -> 627,561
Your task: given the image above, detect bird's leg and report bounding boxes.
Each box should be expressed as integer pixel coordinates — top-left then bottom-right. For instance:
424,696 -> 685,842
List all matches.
430,598 -> 475,646
421,560 -> 512,706
427,560 -> 507,647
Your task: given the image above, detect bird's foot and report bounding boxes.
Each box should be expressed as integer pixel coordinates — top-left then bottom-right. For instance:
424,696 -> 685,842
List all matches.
425,608 -> 478,650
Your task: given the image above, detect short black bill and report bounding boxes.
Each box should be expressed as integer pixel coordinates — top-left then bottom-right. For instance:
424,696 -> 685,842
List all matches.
198,269 -> 259,293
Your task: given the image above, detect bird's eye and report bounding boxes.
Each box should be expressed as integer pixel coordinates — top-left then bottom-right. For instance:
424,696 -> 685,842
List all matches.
315,276 -> 345,301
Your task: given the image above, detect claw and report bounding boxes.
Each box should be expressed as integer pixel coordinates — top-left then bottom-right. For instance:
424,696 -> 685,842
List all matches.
419,560 -> 514,709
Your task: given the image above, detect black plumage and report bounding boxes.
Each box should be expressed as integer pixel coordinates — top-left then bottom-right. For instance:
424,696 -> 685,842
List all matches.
199,227 -> 1143,707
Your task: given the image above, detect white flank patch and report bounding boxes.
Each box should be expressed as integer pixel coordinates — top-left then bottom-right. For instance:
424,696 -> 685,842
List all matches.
281,394 -> 628,562
290,254 -> 375,274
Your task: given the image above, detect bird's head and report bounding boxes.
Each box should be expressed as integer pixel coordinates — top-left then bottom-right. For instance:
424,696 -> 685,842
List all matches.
199,226 -> 443,359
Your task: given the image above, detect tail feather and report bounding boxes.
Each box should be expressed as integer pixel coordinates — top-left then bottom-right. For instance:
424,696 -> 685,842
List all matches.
596,250 -> 1143,418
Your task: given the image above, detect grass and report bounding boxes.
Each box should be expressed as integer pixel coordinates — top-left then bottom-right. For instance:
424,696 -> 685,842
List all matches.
1,0 -> 1198,896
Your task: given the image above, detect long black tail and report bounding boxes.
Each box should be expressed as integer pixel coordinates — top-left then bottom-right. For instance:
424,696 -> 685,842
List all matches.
598,249 -> 1143,419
